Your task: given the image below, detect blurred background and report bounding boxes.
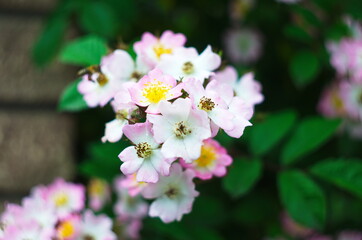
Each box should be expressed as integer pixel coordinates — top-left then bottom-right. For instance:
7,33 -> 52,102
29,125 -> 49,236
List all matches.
1,0 -> 362,239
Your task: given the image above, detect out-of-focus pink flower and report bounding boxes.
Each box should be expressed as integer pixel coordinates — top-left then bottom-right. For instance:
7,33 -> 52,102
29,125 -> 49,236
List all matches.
340,80 -> 362,121
56,214 -> 81,240
1,220 -> 53,240
124,219 -> 143,240
147,98 -> 211,163
223,28 -> 262,64
157,46 -> 221,83
318,81 -> 346,118
180,139 -> 232,180
88,179 -> 110,211
134,30 -> 187,69
78,210 -> 117,240
337,231 -> 362,240
113,176 -> 148,222
33,178 -> 85,219
142,163 -> 199,223
281,211 -> 314,238
327,34 -> 362,83
129,68 -> 183,114
114,189 -> 148,222
119,121 -> 175,183
118,173 -> 148,197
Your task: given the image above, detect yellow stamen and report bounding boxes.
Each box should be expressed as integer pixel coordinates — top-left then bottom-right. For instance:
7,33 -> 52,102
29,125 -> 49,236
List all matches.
194,144 -> 217,168
198,96 -> 215,112
142,81 -> 171,103
331,90 -> 344,113
89,179 -> 106,196
153,43 -> 172,59
58,220 -> 75,238
54,193 -> 69,207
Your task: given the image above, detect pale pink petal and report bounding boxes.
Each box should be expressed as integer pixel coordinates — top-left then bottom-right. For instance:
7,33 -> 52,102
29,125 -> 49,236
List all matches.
158,98 -> 192,123
136,160 -> 159,183
122,121 -> 158,147
209,108 -> 234,131
101,50 -> 135,79
119,147 -> 144,175
102,119 -> 127,143
183,136 -> 204,163
213,66 -> 238,86
149,196 -> 179,223
194,45 -> 221,71
147,114 -> 174,143
149,150 -> 173,176
160,30 -> 187,47
161,135 -> 188,160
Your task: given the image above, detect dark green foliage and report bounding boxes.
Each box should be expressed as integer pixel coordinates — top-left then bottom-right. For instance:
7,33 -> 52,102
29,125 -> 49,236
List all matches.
60,35 -> 107,66
222,158 -> 262,198
249,110 -> 297,156
282,117 -> 341,165
278,170 -> 326,230
58,79 -> 88,112
80,141 -> 130,182
311,159 -> 362,199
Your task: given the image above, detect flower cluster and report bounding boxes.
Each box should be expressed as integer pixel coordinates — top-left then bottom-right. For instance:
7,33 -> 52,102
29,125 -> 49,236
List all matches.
77,30 -> 264,223
319,18 -> 362,138
0,178 -> 116,240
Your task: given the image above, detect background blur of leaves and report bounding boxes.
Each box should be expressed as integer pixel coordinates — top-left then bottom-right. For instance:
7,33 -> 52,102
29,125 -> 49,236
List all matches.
33,0 -> 362,239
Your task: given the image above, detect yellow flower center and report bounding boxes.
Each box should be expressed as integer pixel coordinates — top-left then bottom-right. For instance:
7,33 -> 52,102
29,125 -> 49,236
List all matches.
58,220 -> 75,239
142,81 -> 172,104
54,193 -> 69,207
153,43 -> 172,59
174,121 -> 192,138
89,179 -> 106,196
194,145 -> 217,168
135,142 -> 152,158
330,90 -> 344,112
198,96 -> 215,112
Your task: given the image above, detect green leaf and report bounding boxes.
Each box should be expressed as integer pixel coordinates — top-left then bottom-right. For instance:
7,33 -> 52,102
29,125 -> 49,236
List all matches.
281,117 -> 341,165
32,16 -> 68,67
290,51 -> 320,87
60,35 -> 107,66
284,25 -> 313,43
278,170 -> 326,230
222,158 -> 262,198
326,21 -> 351,41
143,219 -> 191,240
292,6 -> 322,27
58,79 -> 88,112
80,141 -> 129,182
79,1 -> 120,39
249,110 -> 297,156
311,159 -> 362,199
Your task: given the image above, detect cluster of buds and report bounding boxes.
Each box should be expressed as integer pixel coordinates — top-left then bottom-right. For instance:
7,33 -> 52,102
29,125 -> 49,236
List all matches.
319,18 -> 362,138
77,30 -> 264,223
